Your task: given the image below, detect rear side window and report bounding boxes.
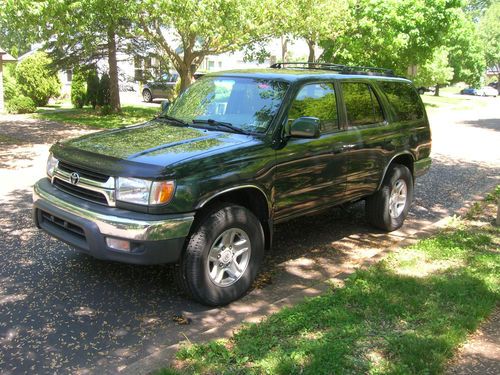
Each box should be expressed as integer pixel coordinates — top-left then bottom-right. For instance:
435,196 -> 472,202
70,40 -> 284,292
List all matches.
342,82 -> 384,126
378,81 -> 424,121
288,83 -> 338,133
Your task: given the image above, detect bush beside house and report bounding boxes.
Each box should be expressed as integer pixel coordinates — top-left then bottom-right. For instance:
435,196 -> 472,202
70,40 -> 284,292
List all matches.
71,71 -> 87,108
15,52 -> 60,106
6,95 -> 36,114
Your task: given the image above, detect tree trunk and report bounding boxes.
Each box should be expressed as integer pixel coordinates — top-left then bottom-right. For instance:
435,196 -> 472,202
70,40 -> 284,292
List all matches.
434,84 -> 440,97
281,36 -> 288,62
178,67 -> 192,93
307,40 -> 315,63
107,28 -> 121,113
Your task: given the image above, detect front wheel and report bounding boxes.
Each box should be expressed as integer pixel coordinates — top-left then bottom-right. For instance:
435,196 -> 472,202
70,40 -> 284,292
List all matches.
142,89 -> 152,102
366,164 -> 414,232
177,204 -> 265,306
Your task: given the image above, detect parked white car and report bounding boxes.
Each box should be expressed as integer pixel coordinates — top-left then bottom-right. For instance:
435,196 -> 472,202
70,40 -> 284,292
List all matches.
476,86 -> 498,97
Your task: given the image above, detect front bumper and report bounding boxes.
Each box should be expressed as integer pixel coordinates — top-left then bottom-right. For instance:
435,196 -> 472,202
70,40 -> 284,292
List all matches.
33,178 -> 195,265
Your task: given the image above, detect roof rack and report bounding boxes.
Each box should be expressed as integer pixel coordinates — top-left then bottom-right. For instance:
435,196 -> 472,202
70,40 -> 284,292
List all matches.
270,62 -> 395,77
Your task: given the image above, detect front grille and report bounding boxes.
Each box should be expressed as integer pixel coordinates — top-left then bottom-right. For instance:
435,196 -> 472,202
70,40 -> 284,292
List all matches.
40,210 -> 86,241
54,178 -> 108,205
58,161 -> 110,183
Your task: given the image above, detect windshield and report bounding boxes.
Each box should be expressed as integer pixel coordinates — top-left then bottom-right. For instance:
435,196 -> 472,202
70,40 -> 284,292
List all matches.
166,77 -> 288,133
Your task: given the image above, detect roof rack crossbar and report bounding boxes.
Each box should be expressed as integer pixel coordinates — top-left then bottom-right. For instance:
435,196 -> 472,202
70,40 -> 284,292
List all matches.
270,62 -> 395,77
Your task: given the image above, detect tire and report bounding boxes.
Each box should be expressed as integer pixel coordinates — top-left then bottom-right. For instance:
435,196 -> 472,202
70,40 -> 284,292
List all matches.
177,204 -> 265,306
142,89 -> 153,102
366,164 -> 413,232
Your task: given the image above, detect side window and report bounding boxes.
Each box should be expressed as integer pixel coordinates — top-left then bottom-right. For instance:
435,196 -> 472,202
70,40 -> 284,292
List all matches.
378,81 -> 424,121
342,82 -> 384,126
288,83 -> 338,133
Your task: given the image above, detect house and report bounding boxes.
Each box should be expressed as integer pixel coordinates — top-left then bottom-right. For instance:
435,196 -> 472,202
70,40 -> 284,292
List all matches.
0,47 -> 17,112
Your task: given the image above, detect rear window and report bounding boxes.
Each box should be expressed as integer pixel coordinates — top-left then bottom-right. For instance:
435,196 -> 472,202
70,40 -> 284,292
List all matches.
378,81 -> 424,121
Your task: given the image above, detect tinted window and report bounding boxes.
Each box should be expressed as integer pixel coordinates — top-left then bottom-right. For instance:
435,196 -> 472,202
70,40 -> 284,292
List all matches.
288,83 -> 338,132
378,81 -> 424,121
342,82 -> 384,126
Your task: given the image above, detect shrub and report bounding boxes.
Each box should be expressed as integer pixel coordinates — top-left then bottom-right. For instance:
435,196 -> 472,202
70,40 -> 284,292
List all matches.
6,95 -> 37,114
15,51 -> 61,106
97,73 -> 110,106
86,69 -> 99,109
71,70 -> 87,108
99,104 -> 112,116
2,63 -> 18,102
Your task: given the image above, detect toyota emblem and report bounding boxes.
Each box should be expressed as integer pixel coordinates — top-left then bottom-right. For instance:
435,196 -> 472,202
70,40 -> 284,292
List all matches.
70,172 -> 80,185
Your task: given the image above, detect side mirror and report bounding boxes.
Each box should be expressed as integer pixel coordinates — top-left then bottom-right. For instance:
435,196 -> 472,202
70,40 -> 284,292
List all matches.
161,100 -> 170,112
289,117 -> 320,138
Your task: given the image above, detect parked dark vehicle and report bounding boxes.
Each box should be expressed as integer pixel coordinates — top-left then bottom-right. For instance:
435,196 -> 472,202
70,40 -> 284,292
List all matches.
33,63 -> 431,306
142,72 -> 205,102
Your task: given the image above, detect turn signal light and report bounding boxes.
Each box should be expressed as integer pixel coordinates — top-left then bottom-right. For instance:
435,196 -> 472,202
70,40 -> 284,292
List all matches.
150,181 -> 176,205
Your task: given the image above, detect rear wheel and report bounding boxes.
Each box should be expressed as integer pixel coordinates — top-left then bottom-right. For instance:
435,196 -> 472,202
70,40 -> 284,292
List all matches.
142,89 -> 152,102
177,204 -> 264,306
366,164 -> 413,232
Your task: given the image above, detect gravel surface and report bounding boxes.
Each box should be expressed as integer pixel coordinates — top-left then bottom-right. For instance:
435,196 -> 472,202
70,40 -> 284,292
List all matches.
0,96 -> 499,374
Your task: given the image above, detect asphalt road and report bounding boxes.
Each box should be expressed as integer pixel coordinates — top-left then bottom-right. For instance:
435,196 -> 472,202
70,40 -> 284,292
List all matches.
0,96 -> 499,374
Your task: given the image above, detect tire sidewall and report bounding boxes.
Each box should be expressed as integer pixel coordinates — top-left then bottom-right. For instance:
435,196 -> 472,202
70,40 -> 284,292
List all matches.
382,165 -> 413,231
143,90 -> 152,102
185,205 -> 264,306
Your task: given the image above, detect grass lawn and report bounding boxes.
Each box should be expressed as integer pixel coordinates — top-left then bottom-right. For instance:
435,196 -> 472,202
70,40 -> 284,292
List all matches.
160,188 -> 500,375
35,105 -> 160,129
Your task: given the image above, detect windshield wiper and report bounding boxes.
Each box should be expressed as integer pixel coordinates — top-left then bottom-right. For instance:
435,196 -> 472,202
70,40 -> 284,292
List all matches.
192,119 -> 249,135
156,114 -> 188,127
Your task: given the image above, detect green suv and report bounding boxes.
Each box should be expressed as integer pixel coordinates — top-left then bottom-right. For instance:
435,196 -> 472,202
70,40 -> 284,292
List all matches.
33,63 -> 431,306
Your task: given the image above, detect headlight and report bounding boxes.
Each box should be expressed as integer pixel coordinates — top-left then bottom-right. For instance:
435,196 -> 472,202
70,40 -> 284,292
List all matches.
46,153 -> 59,178
116,177 -> 175,205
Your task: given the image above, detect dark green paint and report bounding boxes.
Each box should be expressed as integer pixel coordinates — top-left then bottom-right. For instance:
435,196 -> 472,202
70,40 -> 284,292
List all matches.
50,69 -> 431,223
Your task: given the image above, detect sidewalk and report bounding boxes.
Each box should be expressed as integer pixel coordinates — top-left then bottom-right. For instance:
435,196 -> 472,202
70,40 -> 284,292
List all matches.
447,308 -> 500,375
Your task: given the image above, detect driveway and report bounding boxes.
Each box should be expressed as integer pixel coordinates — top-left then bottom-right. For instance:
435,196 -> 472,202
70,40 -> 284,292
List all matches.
1,98 -> 499,374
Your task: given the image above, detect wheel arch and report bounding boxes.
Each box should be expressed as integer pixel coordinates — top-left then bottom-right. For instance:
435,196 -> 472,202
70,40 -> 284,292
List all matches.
195,186 -> 273,250
377,152 -> 415,190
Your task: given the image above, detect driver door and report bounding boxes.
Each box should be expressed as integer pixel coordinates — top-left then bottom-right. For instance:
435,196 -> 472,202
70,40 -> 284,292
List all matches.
274,82 -> 348,222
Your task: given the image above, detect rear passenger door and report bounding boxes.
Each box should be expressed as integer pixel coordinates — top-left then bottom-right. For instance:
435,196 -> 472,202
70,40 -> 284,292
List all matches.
339,81 -> 389,201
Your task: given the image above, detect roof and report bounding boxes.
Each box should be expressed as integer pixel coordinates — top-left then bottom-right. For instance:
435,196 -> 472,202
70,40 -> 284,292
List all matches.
206,68 -> 411,84
0,47 -> 16,62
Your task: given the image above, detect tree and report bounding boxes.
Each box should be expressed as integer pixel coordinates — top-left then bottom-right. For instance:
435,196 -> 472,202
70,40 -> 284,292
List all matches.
447,8 -> 485,86
71,71 -> 87,109
134,0 -> 273,92
97,73 -> 111,107
284,0 -> 351,63
1,0 -> 129,113
86,69 -> 100,109
480,1 -> 500,82
321,0 -> 463,74
414,48 -> 454,96
15,52 -> 60,106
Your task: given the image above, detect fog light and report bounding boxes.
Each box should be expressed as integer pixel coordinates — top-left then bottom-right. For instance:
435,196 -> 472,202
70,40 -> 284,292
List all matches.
106,237 -> 131,252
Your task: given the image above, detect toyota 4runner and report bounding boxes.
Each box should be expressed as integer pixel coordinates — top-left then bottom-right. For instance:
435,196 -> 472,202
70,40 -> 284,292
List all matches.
33,62 -> 432,306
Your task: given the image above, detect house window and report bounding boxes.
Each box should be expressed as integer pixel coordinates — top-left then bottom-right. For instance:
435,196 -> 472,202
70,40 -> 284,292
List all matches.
218,61 -> 222,68
66,70 -> 73,82
208,61 -> 215,70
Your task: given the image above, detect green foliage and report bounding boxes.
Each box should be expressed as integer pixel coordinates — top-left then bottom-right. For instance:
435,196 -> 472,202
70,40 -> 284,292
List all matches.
321,0 -> 463,74
86,69 -> 100,109
414,48 -> 455,88
97,73 -> 111,106
479,2 -> 500,76
447,8 -> 486,86
71,70 -> 87,109
15,51 -> 60,106
2,63 -> 18,102
6,95 -> 37,114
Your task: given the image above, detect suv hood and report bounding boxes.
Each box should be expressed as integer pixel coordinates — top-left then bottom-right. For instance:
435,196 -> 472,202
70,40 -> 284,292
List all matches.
55,120 -> 253,176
